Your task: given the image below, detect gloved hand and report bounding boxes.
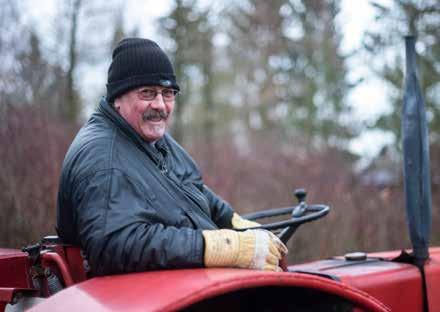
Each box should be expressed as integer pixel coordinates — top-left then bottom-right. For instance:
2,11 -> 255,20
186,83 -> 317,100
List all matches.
231,212 -> 260,229
202,229 -> 288,272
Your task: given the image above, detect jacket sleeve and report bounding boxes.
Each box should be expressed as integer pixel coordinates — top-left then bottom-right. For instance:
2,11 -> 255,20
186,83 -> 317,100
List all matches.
72,168 -> 205,276
202,185 -> 234,229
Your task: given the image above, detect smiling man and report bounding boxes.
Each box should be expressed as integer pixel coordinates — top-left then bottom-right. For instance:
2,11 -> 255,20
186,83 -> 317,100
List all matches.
56,38 -> 287,276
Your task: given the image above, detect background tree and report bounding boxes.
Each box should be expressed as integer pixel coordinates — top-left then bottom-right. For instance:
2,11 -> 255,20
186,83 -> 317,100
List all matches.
0,0 -> 127,246
364,0 -> 440,147
0,0 -> 26,108
224,0 -> 353,148
225,0 -> 287,132
196,10 -> 216,163
159,0 -> 211,144
284,0 -> 353,147
0,0 -> 67,117
64,0 -> 82,122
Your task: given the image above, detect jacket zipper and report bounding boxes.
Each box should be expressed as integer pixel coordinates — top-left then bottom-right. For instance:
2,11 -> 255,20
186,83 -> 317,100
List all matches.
158,159 -> 214,226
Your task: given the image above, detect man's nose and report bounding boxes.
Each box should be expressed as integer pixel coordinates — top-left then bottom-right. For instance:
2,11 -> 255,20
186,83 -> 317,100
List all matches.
150,93 -> 166,110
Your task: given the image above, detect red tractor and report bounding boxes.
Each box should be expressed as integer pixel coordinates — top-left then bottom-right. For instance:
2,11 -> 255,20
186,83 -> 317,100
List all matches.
1,37 -> 438,312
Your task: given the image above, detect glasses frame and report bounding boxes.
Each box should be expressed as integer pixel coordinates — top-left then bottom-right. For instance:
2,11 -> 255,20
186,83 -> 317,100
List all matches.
136,87 -> 179,102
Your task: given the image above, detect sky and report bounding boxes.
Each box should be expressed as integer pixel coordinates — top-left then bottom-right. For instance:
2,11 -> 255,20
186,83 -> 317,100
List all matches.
22,0 -> 396,162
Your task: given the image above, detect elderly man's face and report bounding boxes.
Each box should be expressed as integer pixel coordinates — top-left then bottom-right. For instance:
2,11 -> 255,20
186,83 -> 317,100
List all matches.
114,86 -> 176,142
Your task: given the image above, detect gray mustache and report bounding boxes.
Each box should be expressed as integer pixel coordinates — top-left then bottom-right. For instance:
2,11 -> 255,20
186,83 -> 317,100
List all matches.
142,109 -> 168,121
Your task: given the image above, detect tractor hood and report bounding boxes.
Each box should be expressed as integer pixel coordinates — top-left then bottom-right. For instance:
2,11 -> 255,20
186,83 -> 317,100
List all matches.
29,268 -> 389,312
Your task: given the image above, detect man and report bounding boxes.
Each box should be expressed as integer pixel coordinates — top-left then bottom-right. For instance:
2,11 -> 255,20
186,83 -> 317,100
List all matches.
57,38 -> 287,276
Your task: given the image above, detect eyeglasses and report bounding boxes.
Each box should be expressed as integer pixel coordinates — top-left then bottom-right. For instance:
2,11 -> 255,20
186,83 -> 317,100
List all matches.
137,88 -> 179,102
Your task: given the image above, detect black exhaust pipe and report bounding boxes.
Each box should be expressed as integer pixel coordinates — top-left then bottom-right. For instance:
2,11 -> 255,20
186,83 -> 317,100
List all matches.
401,35 -> 432,312
402,35 -> 432,264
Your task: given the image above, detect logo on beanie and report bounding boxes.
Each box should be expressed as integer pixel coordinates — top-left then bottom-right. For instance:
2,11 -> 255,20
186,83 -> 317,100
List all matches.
160,79 -> 172,87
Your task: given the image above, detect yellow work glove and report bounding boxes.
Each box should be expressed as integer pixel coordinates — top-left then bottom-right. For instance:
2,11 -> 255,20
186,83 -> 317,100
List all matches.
202,229 -> 288,272
231,212 -> 260,229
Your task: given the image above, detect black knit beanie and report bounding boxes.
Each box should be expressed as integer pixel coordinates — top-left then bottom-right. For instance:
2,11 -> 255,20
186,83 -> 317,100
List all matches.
106,38 -> 180,102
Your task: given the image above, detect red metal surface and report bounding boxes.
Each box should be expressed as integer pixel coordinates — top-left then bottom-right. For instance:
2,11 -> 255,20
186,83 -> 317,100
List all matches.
425,251 -> 440,312
0,249 -> 31,289
0,288 -> 16,305
290,260 -> 423,312
29,269 -> 389,312
340,261 -> 423,311
62,246 -> 87,283
0,249 -> 34,310
0,288 -> 16,312
291,258 -> 423,311
3,244 -> 440,311
289,247 -> 440,311
41,252 -> 74,286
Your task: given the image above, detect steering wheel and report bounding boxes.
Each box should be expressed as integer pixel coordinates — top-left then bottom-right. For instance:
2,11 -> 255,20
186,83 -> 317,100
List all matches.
239,189 -> 330,244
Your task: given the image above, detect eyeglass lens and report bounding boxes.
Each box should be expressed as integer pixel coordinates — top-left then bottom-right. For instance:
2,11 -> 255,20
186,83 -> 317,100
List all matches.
138,88 -> 177,101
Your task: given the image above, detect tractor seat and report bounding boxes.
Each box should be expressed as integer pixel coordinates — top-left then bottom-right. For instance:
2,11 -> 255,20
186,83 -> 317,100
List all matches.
40,235 -> 89,285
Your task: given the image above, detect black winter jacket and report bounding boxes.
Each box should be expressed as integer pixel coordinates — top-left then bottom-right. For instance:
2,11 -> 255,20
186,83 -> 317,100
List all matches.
57,98 -> 234,275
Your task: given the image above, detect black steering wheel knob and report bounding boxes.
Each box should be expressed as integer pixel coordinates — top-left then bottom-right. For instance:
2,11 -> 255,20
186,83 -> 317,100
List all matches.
294,189 -> 307,203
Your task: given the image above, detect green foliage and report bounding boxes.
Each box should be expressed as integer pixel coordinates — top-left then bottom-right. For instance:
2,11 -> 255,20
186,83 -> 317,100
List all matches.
159,0 -> 215,144
222,0 -> 354,148
364,0 -> 440,146
286,0 -> 353,146
0,19 -> 68,118
156,0 -> 353,150
0,0 -> 119,123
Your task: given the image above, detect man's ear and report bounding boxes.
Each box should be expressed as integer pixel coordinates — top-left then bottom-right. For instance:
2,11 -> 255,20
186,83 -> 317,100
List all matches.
114,99 -> 120,111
